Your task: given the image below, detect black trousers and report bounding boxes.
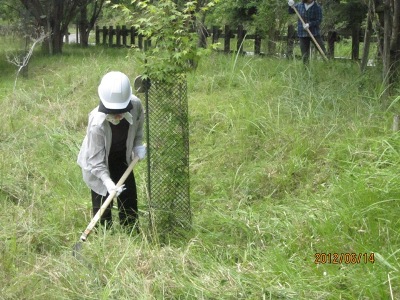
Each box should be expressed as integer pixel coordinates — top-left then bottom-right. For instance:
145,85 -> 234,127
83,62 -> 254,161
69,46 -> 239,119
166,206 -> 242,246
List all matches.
299,35 -> 326,64
91,157 -> 138,230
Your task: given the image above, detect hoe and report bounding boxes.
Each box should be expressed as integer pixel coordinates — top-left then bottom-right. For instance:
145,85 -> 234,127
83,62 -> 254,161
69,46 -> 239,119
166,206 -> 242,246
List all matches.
73,156 -> 140,257
290,3 -> 328,61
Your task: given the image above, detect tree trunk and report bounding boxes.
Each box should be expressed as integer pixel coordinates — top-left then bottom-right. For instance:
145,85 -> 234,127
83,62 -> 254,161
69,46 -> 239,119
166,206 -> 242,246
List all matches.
389,0 -> 400,85
196,13 -> 207,49
360,1 -> 373,73
41,0 -> 64,54
382,0 -> 391,96
79,1 -> 105,47
79,4 -> 89,47
373,0 -> 384,59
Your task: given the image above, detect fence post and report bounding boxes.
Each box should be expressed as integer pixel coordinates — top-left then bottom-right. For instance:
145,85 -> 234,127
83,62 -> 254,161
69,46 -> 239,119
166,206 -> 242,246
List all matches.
237,25 -> 245,53
224,25 -> 230,53
212,26 -> 219,44
287,24 -> 295,59
254,28 -> 261,55
138,34 -> 143,50
102,26 -> 107,45
351,24 -> 360,60
144,39 -> 151,51
327,31 -> 336,59
130,26 -> 136,46
122,25 -> 127,46
116,25 -> 121,47
108,25 -> 114,46
95,25 -> 100,45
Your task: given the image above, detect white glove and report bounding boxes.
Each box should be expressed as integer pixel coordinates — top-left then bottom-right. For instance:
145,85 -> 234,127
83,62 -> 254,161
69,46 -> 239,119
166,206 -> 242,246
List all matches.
303,23 -> 310,30
288,0 -> 295,6
103,178 -> 125,196
133,145 -> 147,160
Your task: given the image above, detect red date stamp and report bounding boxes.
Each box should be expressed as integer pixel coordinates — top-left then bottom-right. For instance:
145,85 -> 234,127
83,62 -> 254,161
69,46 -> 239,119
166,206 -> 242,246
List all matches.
314,253 -> 375,264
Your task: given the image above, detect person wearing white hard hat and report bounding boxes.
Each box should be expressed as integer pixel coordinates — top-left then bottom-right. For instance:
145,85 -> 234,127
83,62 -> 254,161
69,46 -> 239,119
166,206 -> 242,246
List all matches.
77,71 -> 146,232
288,0 -> 326,64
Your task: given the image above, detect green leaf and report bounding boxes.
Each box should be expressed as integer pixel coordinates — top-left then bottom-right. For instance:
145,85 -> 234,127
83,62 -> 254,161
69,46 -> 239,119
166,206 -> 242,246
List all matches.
112,0 -> 209,81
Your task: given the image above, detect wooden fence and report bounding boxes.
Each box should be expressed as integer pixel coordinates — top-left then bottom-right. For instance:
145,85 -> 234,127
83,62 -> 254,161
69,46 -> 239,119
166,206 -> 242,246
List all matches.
95,25 -> 150,49
95,24 -> 362,60
95,24 -> 276,54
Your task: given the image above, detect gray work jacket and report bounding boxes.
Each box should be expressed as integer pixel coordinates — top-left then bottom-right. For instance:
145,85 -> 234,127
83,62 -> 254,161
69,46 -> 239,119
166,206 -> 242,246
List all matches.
77,96 -> 144,196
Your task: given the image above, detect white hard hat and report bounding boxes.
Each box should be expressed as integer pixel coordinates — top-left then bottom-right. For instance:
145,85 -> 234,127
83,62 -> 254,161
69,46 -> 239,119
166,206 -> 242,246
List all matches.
98,71 -> 132,110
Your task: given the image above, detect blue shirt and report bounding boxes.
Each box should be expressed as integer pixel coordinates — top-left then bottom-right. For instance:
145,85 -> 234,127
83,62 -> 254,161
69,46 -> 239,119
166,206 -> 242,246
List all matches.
289,2 -> 323,38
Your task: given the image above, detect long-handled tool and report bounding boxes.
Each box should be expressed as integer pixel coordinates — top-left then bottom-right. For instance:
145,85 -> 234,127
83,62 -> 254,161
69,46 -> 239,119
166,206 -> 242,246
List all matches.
73,156 -> 140,261
290,4 -> 328,62
73,155 -> 140,262
80,155 -> 140,242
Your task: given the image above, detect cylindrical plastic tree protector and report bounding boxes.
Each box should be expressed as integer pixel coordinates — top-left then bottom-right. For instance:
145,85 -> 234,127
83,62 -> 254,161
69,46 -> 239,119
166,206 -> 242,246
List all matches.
143,75 -> 191,239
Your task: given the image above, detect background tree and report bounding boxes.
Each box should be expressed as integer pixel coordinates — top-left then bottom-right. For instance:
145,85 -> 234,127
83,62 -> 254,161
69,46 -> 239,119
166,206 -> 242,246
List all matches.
341,0 -> 368,60
362,0 -> 400,95
320,0 -> 368,59
205,0 -> 288,56
111,0 -> 216,81
19,0 -> 81,54
360,0 -> 374,72
193,0 -> 219,48
254,1 -> 292,56
0,0 -> 22,25
205,0 -> 257,28
78,0 -> 106,47
384,0 -> 400,90
17,0 -> 106,53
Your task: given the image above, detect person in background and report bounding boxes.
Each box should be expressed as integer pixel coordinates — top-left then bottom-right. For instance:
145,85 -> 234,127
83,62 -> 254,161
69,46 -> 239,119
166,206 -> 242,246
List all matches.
288,0 -> 327,64
77,71 -> 146,233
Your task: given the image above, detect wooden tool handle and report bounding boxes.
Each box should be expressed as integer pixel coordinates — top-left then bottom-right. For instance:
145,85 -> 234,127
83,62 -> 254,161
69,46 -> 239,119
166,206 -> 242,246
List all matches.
80,156 -> 140,241
291,5 -> 328,62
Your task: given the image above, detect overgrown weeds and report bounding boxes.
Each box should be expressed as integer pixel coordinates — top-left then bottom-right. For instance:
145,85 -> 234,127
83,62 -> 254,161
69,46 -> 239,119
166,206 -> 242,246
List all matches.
0,41 -> 399,299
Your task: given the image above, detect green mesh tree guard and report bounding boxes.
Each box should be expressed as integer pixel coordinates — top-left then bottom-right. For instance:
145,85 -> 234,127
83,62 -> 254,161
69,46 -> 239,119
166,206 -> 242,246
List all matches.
145,76 -> 191,237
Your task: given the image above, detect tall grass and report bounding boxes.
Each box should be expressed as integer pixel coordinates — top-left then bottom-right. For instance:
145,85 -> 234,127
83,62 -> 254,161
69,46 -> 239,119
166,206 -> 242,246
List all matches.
1,39 -> 399,299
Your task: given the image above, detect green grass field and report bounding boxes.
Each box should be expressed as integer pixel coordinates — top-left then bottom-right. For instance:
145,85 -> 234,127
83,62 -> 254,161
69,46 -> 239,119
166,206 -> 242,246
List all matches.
0,37 -> 399,299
